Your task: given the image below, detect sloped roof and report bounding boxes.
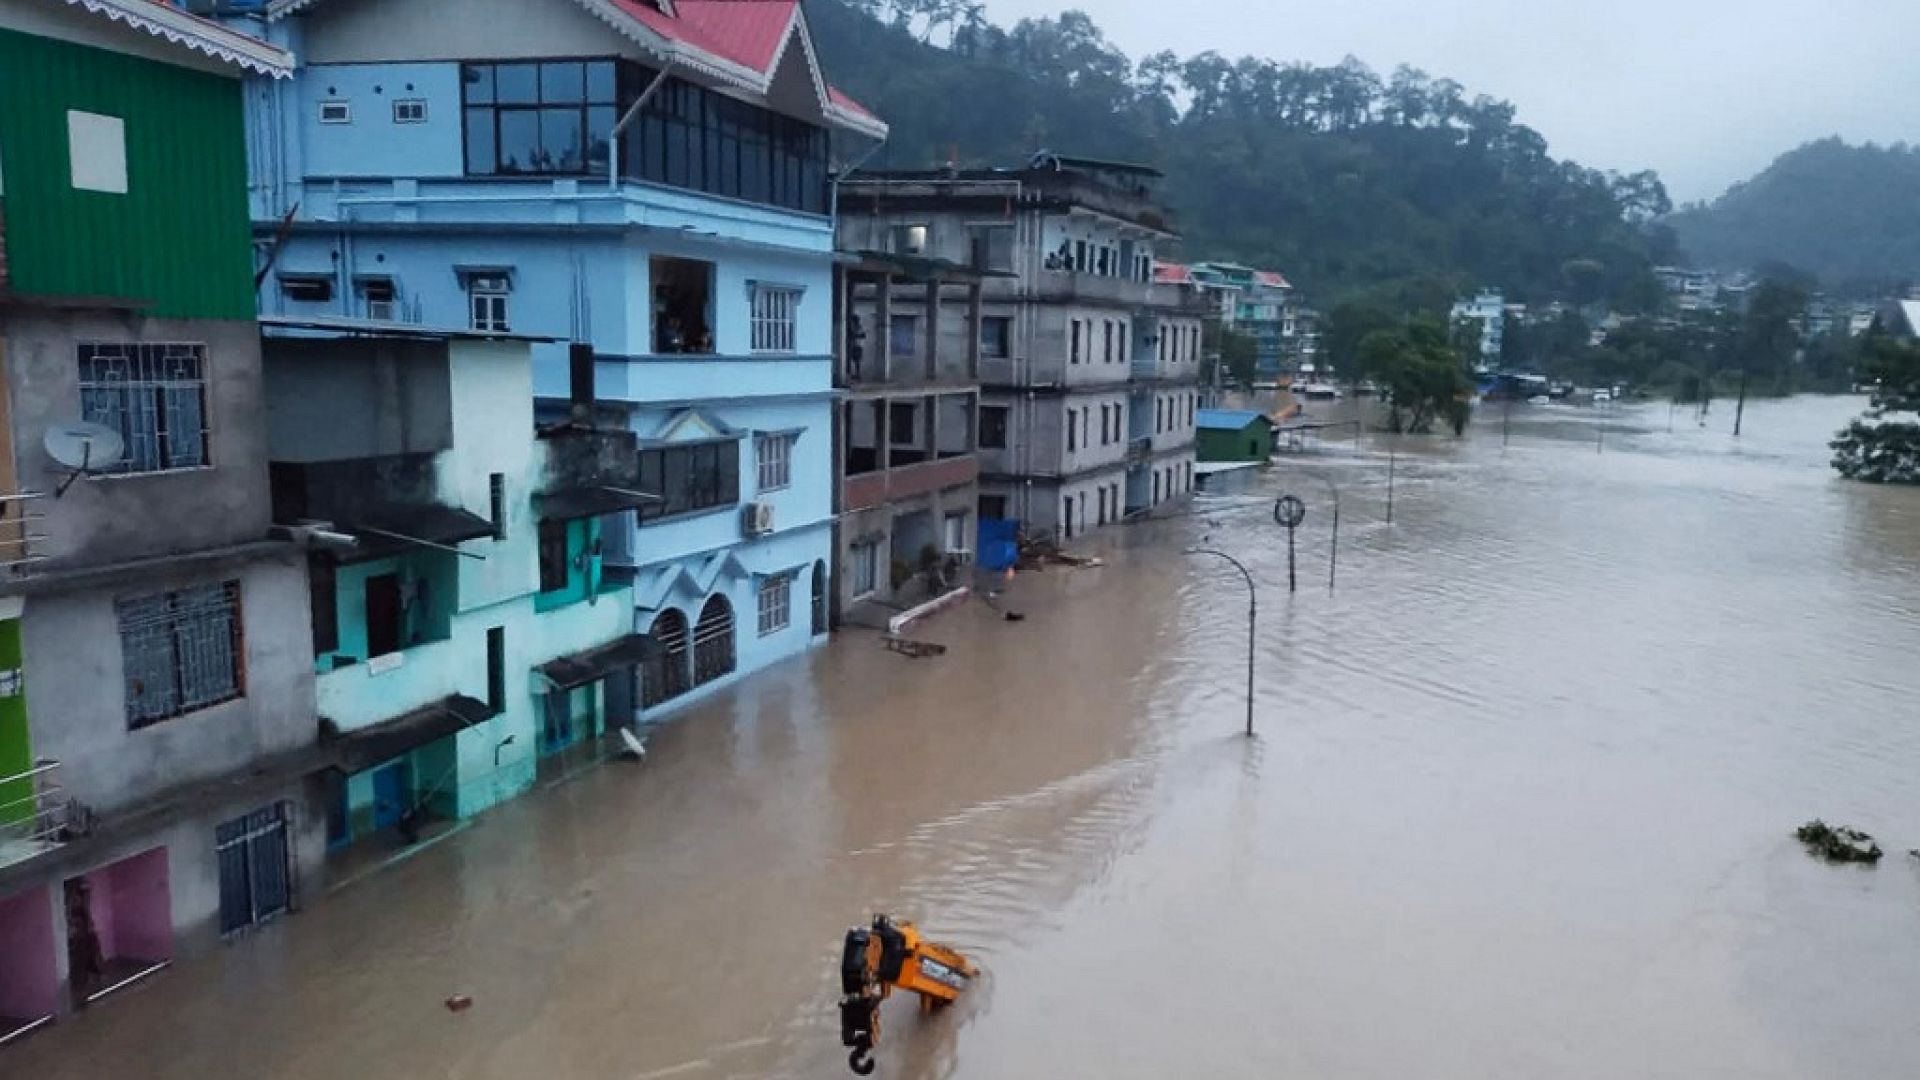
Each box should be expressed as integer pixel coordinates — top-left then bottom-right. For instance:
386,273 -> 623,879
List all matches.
1196,409 -> 1271,431
63,0 -> 294,77
1254,270 -> 1292,289
269,0 -> 882,136
1153,262 -> 1194,285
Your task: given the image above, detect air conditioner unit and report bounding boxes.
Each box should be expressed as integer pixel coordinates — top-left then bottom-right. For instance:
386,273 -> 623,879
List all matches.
741,500 -> 775,536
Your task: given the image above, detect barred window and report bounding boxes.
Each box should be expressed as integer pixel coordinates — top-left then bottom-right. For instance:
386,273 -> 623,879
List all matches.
755,432 -> 793,492
850,540 -> 879,597
750,285 -> 801,353
757,575 -> 791,636
468,274 -> 511,333
79,342 -> 210,473
118,581 -> 244,729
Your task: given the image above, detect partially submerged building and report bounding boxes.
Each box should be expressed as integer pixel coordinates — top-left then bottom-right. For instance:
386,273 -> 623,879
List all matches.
837,153 -> 1204,544
0,0 -> 310,1035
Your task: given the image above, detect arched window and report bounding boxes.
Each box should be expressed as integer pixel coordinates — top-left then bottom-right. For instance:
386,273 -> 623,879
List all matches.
692,594 -> 736,686
810,561 -> 828,635
642,607 -> 691,708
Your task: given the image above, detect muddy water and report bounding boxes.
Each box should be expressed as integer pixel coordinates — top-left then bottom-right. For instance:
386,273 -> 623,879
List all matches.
14,395 -> 1920,1080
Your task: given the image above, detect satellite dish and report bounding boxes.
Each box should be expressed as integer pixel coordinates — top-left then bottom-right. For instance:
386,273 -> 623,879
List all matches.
44,421 -> 125,496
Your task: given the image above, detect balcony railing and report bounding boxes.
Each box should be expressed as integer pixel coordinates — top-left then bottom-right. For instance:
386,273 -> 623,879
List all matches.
0,490 -> 49,576
0,761 -> 80,870
1127,436 -> 1153,460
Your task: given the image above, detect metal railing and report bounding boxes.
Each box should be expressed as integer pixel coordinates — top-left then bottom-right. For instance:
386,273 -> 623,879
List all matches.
0,489 -> 50,575
0,760 -> 76,868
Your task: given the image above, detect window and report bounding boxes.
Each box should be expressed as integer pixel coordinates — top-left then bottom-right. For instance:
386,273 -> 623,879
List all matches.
889,402 -> 918,446
969,225 -> 1014,271
850,540 -> 880,597
1070,320 -> 1081,365
358,277 -> 396,321
119,581 -> 243,728
622,70 -> 829,214
281,274 -> 333,304
755,432 -> 793,491
216,803 -> 291,936
1067,406 -> 1077,453
757,575 -> 791,636
489,473 -> 507,539
692,594 -> 735,685
1103,321 -> 1113,364
486,626 -> 506,715
979,494 -> 1008,519
1074,240 -> 1087,272
461,60 -> 615,175
538,519 -> 569,593
1187,395 -> 1195,425
889,314 -> 918,358
308,556 -> 337,657
943,512 -> 968,553
636,439 -> 741,521
643,608 -> 691,708
79,342 -> 209,473
393,99 -> 428,124
318,101 -> 351,124
652,256 -> 714,353
468,273 -> 510,332
980,316 -> 1012,359
979,405 -> 1008,449
1118,330 -> 1127,367
891,224 -> 929,255
750,285 -> 801,353
1157,398 -> 1165,434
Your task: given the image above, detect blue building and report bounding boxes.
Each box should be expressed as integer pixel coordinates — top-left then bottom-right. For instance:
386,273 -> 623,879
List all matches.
231,0 -> 884,719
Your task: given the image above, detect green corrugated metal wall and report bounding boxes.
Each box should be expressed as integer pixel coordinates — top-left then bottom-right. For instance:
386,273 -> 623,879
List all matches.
0,26 -> 256,319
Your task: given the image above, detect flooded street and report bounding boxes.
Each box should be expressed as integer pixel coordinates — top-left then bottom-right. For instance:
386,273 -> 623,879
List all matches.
14,394 -> 1920,1080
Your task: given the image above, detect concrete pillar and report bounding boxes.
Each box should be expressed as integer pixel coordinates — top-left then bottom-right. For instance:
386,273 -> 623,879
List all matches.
877,276 -> 893,384
966,281 -> 983,381
923,279 -> 939,382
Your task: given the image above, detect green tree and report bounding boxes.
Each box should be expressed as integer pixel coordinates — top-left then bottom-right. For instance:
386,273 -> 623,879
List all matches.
1831,334 -> 1920,483
1358,315 -> 1473,433
1322,299 -> 1396,379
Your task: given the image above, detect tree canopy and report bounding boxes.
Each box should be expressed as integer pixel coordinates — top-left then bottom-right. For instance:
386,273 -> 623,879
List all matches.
811,1 -> 1673,313
1667,138 -> 1920,294
1832,333 -> 1920,483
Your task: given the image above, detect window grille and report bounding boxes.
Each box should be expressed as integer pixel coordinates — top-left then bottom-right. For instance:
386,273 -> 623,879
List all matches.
750,286 -> 800,353
118,581 -> 243,728
79,342 -> 209,473
757,576 -> 791,636
755,433 -> 793,491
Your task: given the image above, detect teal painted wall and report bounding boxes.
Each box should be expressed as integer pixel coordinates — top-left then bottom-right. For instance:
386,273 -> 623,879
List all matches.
320,551 -> 458,671
0,26 -> 256,318
0,618 -> 28,824
1197,425 -> 1272,463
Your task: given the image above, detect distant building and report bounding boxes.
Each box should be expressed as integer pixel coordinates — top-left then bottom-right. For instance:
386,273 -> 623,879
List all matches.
1451,289 -> 1506,366
839,153 -> 1206,544
0,0 -> 305,1030
1195,409 -> 1275,463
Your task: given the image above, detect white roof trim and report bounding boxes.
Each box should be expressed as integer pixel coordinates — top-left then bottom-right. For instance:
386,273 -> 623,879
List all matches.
65,0 -> 295,77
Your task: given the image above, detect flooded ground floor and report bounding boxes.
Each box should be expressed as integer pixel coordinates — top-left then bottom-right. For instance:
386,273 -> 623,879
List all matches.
7,395 -> 1920,1079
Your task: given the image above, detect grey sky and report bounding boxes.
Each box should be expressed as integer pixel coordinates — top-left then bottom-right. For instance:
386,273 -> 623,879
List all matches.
977,0 -> 1920,203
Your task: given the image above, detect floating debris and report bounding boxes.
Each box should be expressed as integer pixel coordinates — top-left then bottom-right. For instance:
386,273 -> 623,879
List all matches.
445,994 -> 474,1012
882,635 -> 946,659
1795,820 -> 1883,864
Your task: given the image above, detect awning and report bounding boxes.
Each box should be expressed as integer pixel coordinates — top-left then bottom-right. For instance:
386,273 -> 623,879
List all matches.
323,694 -> 491,774
536,634 -> 652,692
334,505 -> 496,563
536,486 -> 657,524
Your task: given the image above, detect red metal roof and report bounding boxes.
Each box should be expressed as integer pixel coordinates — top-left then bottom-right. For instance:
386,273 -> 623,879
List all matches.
610,0 -> 797,75
1254,270 -> 1293,289
1153,262 -> 1194,285
828,85 -> 876,120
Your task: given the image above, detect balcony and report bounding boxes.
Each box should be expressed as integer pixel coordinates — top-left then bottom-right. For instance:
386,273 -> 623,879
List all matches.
1126,435 -> 1153,461
0,761 -> 78,872
843,455 -> 979,512
0,491 -> 48,578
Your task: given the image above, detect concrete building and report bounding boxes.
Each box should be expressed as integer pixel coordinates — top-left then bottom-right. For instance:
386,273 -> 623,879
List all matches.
229,0 -> 882,720
0,0 -> 307,1039
838,154 -> 1204,543
263,322 -> 645,849
1451,289 -> 1506,368
1192,263 -> 1294,379
831,253 -> 983,620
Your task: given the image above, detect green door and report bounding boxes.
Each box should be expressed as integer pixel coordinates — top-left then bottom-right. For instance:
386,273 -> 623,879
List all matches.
0,618 -> 32,824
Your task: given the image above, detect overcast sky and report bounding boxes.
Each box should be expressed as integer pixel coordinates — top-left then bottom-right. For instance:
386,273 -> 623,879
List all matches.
976,0 -> 1920,203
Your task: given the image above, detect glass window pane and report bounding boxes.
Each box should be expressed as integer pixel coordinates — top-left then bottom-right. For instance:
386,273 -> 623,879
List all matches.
662,448 -> 689,516
585,61 -> 616,104
464,108 -> 497,174
540,107 -> 583,172
541,61 -> 585,104
498,110 -> 539,173
586,106 -> 615,172
462,63 -> 494,105
495,63 -> 539,104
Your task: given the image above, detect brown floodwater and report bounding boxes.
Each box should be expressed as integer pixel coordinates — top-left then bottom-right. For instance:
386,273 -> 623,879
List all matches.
12,394 -> 1920,1080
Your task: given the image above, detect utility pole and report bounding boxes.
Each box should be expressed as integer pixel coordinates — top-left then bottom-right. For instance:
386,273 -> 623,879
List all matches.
1733,364 -> 1749,437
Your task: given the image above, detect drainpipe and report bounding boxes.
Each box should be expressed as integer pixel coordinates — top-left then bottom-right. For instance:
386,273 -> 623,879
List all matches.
609,61 -> 677,191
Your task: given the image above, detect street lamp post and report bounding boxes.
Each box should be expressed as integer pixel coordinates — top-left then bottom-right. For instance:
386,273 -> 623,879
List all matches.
1185,547 -> 1257,738
1288,471 -> 1341,593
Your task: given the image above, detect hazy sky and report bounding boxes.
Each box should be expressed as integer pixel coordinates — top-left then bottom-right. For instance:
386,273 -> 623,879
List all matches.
977,0 -> 1920,203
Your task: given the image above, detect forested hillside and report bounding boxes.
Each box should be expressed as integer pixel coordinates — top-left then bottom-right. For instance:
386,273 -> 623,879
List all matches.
811,0 -> 1674,312
1667,139 -> 1920,292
